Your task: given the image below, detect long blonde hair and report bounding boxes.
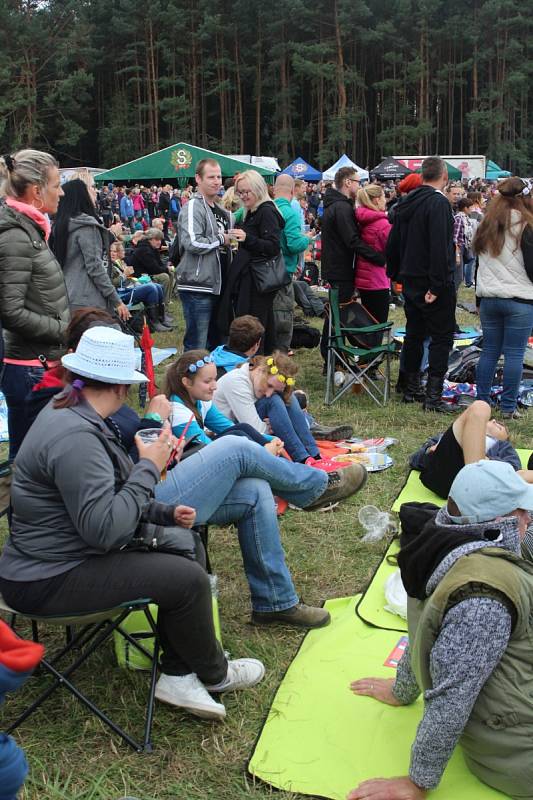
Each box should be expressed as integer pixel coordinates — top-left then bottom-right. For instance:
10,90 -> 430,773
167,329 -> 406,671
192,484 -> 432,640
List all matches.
235,170 -> 271,214
357,184 -> 384,210
473,177 -> 533,257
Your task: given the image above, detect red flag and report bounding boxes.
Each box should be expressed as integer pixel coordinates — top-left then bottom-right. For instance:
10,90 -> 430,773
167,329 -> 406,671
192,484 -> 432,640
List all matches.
139,323 -> 157,399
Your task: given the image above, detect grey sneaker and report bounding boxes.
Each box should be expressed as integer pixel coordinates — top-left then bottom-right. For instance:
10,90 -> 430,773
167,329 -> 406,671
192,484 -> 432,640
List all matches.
304,463 -> 367,511
252,603 -> 330,629
309,423 -> 354,441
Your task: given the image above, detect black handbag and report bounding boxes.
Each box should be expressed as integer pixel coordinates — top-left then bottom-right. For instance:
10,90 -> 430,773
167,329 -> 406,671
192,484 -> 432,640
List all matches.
125,522 -> 206,568
250,252 -> 291,295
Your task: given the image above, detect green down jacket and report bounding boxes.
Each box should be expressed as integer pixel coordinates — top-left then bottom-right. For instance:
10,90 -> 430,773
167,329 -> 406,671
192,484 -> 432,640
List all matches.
0,203 -> 70,362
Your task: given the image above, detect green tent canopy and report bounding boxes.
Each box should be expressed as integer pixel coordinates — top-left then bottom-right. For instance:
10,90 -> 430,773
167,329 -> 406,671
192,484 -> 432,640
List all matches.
415,160 -> 462,180
486,160 -> 511,180
95,142 -> 276,184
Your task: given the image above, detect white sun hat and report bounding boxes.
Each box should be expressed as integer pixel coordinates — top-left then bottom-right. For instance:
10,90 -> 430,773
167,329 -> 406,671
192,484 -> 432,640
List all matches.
61,326 -> 148,384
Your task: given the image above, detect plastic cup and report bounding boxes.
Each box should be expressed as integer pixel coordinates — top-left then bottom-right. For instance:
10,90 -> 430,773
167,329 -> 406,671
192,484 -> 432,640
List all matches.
137,428 -> 168,480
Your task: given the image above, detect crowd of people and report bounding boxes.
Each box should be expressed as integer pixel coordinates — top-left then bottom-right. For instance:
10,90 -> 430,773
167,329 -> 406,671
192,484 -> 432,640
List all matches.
0,147 -> 531,800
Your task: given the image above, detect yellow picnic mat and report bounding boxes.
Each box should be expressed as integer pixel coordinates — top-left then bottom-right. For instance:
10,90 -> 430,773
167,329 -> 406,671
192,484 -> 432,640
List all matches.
248,595 -> 507,799
354,542 -> 407,632
391,449 -> 532,512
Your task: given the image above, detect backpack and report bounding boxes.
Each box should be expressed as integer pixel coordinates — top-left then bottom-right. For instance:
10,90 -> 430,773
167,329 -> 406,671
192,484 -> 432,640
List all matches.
338,300 -> 383,350
168,232 -> 181,266
291,319 -> 320,349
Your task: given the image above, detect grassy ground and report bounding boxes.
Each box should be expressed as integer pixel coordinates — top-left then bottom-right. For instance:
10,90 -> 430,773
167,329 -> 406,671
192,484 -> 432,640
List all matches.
3,291 -> 531,800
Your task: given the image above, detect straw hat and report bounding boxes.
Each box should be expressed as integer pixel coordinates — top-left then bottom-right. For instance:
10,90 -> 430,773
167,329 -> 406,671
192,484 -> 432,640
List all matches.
61,326 -> 148,384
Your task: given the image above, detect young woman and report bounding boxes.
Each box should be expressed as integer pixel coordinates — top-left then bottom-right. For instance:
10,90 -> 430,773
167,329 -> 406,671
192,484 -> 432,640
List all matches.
218,170 -> 284,353
355,184 -> 392,324
109,240 -> 170,332
0,325 -> 265,721
0,149 -> 70,459
166,350 -> 280,453
214,351 -> 323,465
50,178 -> 131,322
474,176 -> 533,419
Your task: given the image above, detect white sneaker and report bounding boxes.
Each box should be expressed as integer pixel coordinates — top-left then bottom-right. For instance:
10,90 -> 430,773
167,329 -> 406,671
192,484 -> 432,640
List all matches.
155,673 -> 226,720
204,659 -> 265,692
334,370 -> 345,387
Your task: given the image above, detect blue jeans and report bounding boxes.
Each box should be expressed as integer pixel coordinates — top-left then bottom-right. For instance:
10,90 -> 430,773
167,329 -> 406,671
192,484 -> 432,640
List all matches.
463,256 -> 476,287
476,298 -> 533,413
179,291 -> 217,351
255,394 -> 320,462
2,364 -> 45,460
154,436 -> 327,612
119,283 -> 163,306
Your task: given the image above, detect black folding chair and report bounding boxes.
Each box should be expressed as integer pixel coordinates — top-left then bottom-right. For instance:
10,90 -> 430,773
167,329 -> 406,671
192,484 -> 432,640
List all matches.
0,597 -> 160,753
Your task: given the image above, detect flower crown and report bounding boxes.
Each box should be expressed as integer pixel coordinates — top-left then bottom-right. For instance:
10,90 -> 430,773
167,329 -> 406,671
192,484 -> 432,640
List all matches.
187,355 -> 213,373
266,357 -> 295,386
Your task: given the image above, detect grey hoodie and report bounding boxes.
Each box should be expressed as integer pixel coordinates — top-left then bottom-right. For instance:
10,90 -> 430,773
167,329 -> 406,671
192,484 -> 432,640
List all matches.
62,213 -> 120,312
176,194 -> 232,295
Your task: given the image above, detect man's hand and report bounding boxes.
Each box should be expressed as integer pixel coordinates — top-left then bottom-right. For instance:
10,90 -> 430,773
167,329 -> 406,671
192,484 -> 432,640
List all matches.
173,505 -> 196,528
424,291 -> 437,304
347,777 -> 428,800
349,677 -> 402,706
222,233 -> 232,246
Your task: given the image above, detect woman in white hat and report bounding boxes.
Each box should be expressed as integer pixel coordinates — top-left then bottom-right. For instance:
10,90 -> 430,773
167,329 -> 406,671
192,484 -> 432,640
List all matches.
0,326 -> 264,721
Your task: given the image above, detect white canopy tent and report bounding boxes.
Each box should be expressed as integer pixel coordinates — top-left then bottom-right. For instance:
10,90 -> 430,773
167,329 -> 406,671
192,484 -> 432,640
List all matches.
322,154 -> 369,181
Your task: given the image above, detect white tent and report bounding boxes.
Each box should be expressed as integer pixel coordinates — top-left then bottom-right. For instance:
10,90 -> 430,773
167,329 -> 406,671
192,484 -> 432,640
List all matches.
322,154 -> 369,181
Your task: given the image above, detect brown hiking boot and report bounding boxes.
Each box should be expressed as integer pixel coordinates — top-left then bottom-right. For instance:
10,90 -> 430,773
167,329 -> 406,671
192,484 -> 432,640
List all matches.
303,463 -> 367,512
251,603 -> 331,629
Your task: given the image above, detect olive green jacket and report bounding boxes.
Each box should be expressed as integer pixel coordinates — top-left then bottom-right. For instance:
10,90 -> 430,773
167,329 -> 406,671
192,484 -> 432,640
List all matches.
0,204 -> 70,361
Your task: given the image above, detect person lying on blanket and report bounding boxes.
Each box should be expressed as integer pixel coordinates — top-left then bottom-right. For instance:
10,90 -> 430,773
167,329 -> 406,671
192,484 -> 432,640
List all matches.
410,399 -> 524,499
348,460 -> 533,800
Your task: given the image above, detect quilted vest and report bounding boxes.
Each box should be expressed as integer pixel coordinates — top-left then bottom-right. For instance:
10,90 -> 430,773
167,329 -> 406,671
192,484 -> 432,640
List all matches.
476,210 -> 533,301
408,548 -> 533,799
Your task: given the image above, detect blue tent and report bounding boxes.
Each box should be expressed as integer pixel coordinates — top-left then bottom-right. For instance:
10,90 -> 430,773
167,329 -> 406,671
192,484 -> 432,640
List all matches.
486,160 -> 511,180
281,157 -> 322,181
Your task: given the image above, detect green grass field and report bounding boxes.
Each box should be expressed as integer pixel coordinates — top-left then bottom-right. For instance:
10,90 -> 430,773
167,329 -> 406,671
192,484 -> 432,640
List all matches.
3,292 -> 531,800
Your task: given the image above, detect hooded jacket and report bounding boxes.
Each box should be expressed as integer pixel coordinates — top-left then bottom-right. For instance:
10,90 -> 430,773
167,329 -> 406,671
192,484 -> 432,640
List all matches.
320,188 -> 385,284
394,502 -> 533,797
386,185 -> 455,295
176,194 -> 231,295
210,345 -> 248,379
354,206 -> 391,291
0,203 -> 70,362
274,197 -> 309,274
61,214 -> 120,312
129,238 -> 168,278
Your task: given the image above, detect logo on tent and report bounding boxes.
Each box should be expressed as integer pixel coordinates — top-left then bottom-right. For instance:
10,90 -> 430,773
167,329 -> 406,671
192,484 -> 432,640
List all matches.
293,163 -> 307,174
171,148 -> 193,171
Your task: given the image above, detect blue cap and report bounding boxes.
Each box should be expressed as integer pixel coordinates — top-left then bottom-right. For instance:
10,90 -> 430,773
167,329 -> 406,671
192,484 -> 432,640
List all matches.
449,460 -> 533,524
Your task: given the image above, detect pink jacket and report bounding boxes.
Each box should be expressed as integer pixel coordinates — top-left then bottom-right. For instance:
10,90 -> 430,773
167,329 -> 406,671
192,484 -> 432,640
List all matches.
354,207 -> 391,291
132,194 -> 145,212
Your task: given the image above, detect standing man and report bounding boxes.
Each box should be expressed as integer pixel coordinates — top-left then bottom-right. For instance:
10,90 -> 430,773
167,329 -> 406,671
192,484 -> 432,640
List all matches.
273,175 -> 313,351
387,156 -> 457,413
176,158 -> 231,351
320,167 -> 385,365
157,184 -> 172,238
119,188 -> 134,231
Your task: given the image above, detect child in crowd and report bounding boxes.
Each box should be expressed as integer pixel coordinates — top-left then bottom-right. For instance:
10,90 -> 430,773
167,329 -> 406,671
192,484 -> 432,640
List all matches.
166,350 -> 283,456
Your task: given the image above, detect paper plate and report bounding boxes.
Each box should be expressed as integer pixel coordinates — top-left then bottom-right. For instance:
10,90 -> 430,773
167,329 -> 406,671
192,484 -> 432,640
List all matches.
332,452 -> 394,472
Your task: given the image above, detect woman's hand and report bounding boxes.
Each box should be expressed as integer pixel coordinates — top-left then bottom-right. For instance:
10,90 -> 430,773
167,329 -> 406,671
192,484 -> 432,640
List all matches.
116,302 -> 131,321
173,505 -> 196,528
124,265 -> 135,277
135,424 -> 177,473
347,777 -> 428,800
349,677 -> 402,706
229,228 -> 246,242
264,437 -> 284,456
146,394 -> 171,421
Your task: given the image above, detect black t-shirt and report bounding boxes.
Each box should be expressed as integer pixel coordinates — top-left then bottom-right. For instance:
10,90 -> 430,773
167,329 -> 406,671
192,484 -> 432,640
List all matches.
211,204 -> 230,274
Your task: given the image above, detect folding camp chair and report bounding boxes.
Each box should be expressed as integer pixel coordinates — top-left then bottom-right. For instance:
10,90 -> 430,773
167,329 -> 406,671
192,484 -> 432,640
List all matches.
325,288 -> 395,406
0,597 -> 160,753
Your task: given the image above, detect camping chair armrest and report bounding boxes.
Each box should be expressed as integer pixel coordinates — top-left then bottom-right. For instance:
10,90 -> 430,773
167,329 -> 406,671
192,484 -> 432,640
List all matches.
338,322 -> 393,334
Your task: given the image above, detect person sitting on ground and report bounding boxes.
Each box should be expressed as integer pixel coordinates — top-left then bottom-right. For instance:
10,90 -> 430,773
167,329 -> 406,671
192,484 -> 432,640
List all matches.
348,459 -> 533,800
109,240 -> 171,332
0,325 -> 266,722
410,399 -> 523,499
214,351 -> 325,465
166,349 -> 280,454
211,315 -> 353,442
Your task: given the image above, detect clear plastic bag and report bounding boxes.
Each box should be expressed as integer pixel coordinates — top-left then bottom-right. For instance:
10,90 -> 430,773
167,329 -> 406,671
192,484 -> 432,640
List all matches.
358,505 -> 396,543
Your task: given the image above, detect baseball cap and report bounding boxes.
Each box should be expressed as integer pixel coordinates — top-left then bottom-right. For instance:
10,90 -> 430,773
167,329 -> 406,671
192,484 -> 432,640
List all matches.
448,460 -> 533,524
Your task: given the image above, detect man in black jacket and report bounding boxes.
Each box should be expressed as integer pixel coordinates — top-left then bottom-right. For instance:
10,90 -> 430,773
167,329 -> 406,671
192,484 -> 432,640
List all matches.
320,167 -> 385,364
386,156 -> 456,413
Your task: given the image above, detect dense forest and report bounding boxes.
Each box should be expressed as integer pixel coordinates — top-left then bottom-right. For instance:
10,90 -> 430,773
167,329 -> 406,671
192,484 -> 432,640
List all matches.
0,0 -> 531,172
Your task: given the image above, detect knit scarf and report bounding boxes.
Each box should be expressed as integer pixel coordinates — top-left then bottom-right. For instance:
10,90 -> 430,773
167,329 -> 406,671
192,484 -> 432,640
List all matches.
5,195 -> 51,241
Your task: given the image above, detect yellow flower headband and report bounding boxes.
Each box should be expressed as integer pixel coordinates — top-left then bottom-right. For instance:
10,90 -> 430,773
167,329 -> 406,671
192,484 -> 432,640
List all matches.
266,357 -> 295,386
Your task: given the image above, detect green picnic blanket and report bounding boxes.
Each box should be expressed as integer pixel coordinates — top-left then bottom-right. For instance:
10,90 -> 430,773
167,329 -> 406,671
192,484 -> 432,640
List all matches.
248,595 -> 507,799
